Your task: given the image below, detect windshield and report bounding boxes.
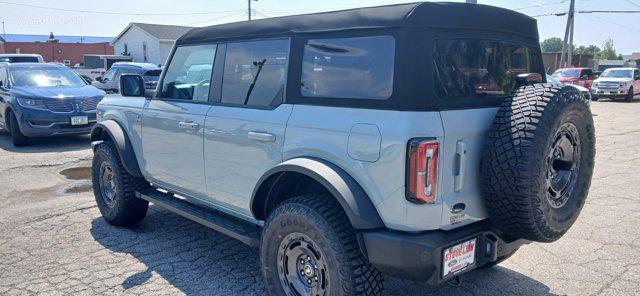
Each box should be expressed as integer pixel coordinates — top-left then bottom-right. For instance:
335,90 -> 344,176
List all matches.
11,68 -> 86,87
552,69 -> 580,78
143,69 -> 161,81
0,56 -> 40,63
546,75 -> 560,85
601,69 -> 632,78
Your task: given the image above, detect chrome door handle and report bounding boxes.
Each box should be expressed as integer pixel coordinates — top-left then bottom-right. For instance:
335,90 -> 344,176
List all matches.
178,121 -> 199,130
248,131 -> 276,142
454,140 -> 467,192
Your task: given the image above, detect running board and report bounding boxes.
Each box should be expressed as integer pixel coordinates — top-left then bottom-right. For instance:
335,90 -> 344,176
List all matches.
136,189 -> 261,247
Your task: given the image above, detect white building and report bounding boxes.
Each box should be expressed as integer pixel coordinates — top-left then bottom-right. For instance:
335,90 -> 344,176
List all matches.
111,23 -> 195,66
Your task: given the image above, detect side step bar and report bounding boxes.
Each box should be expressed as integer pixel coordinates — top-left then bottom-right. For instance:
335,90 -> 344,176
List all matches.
136,189 -> 261,247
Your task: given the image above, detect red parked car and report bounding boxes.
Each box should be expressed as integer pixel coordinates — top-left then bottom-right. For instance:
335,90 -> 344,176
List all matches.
552,67 -> 597,89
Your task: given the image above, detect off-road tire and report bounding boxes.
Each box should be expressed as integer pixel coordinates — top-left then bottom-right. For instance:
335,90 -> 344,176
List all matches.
8,111 -> 28,147
261,194 -> 383,296
482,84 -> 595,243
626,87 -> 634,102
92,141 -> 149,226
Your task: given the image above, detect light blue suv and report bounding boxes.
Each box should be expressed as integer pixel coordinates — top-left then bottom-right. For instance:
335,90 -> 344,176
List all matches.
90,3 -> 595,295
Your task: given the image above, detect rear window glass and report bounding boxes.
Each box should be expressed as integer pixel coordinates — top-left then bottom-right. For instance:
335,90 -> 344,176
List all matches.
434,40 -> 540,98
0,56 -> 40,63
301,35 -> 395,100
144,70 -> 161,77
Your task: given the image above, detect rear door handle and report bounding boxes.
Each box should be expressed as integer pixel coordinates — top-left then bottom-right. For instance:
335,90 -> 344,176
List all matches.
248,131 -> 276,142
178,121 -> 199,130
454,140 -> 467,192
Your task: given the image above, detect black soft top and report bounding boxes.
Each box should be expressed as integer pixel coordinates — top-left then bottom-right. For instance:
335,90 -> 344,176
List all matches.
177,2 -> 538,45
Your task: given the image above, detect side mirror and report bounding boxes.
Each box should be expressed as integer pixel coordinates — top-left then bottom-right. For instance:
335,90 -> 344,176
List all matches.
95,76 -> 103,83
0,80 -> 5,90
516,73 -> 543,86
120,74 -> 146,97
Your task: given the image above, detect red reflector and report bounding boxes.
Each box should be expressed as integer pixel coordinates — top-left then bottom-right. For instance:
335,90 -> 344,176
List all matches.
407,139 -> 438,204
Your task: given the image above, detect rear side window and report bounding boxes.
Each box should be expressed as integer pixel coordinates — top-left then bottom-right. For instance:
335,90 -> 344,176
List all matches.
301,35 -> 395,100
434,40 -> 540,98
221,39 -> 289,107
161,44 -> 217,102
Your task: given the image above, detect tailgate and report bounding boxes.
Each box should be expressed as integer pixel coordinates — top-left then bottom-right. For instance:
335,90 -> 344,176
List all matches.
438,108 -> 498,230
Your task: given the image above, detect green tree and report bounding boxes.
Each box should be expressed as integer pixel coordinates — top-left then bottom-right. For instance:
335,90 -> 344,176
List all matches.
598,38 -> 621,60
575,45 -> 601,56
541,37 -> 564,53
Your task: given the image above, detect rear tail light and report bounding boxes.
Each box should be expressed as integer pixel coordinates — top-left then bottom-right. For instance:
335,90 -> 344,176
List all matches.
407,139 -> 439,204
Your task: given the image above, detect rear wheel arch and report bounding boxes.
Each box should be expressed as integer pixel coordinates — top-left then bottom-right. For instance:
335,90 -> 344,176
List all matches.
251,157 -> 385,230
91,120 -> 143,178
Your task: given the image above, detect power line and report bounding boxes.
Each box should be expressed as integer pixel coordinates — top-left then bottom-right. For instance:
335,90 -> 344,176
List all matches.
184,11 -> 246,26
514,1 -> 568,11
0,1 -> 244,16
587,14 -> 640,33
532,10 -> 640,17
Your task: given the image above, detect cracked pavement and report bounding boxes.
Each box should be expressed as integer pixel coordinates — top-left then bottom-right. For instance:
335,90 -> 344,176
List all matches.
1,100 -> 639,295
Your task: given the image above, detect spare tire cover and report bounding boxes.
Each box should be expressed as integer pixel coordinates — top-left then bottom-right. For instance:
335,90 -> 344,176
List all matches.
481,84 -> 596,243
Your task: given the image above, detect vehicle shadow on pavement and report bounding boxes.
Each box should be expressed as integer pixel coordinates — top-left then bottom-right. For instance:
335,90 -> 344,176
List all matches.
0,133 -> 90,153
90,206 -> 554,296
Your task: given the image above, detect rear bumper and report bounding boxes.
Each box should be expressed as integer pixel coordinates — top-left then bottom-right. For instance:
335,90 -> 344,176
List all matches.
359,220 -> 528,285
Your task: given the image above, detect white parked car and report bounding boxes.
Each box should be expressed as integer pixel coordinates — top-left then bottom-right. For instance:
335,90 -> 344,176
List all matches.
547,74 -> 593,101
591,68 -> 640,102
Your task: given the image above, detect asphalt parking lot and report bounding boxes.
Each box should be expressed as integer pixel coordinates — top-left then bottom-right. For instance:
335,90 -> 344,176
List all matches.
1,99 -> 639,296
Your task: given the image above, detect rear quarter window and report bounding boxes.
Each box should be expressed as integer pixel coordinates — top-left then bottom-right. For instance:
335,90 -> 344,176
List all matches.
433,39 -> 541,99
300,35 -> 395,100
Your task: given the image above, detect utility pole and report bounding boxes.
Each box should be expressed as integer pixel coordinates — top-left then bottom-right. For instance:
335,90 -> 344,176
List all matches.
2,21 -> 5,40
560,0 -> 575,68
248,0 -> 252,21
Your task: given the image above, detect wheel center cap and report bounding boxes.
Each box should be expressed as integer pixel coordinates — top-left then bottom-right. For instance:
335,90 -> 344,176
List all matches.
303,265 -> 314,277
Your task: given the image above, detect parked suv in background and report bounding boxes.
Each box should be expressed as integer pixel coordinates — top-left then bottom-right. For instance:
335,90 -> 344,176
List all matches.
591,68 -> 640,102
0,62 -> 105,146
552,67 -> 596,89
90,3 -> 596,295
92,62 -> 161,94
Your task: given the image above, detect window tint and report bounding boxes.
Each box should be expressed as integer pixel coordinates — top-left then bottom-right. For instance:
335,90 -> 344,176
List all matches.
301,36 -> 395,100
161,44 -> 217,101
221,39 -> 289,107
434,40 -> 540,98
583,69 -> 594,77
103,68 -> 118,82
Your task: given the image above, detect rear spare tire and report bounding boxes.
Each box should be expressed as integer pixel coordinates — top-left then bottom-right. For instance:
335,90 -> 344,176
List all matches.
482,84 -> 595,242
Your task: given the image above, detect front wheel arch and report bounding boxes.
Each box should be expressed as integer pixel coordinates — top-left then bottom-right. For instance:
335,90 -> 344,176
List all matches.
91,120 -> 143,178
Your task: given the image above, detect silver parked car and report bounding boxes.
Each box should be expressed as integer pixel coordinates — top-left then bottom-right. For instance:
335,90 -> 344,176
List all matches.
89,3 -> 595,295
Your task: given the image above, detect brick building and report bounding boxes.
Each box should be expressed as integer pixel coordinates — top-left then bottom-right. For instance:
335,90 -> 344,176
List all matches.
0,35 -> 114,66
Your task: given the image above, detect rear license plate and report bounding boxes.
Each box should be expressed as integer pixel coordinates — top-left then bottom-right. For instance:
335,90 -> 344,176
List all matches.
442,238 -> 476,278
70,116 -> 88,126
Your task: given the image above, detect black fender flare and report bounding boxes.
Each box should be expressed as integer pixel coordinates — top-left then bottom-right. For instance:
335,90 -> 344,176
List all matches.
251,157 -> 384,230
90,120 -> 143,177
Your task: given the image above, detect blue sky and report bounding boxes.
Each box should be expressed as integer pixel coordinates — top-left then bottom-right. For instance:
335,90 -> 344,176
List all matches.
0,0 -> 638,54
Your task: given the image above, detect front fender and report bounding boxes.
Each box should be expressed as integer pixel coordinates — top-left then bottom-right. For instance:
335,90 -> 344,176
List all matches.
252,157 -> 384,230
91,120 -> 143,177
